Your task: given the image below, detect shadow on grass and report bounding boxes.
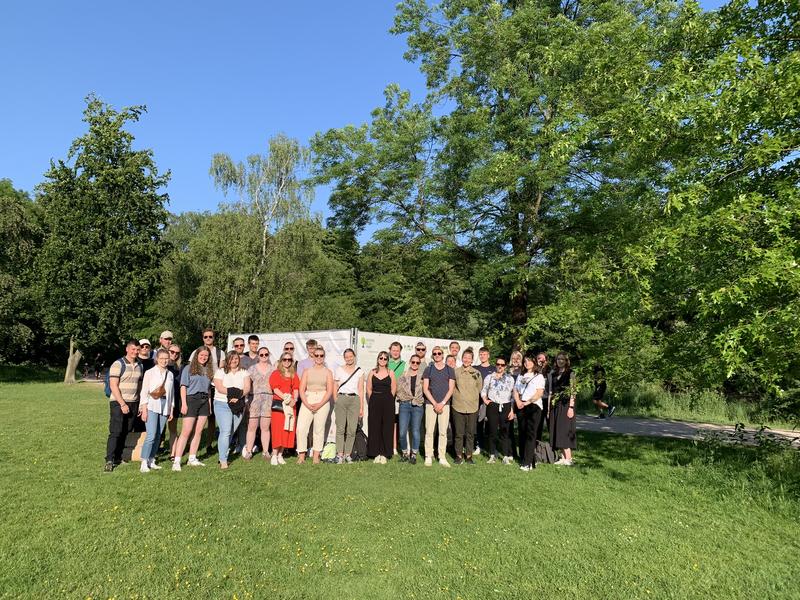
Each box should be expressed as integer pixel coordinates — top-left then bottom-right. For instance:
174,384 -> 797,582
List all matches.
0,365 -> 64,383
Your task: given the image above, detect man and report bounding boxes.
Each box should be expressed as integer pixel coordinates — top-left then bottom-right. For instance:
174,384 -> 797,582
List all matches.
448,341 -> 461,366
104,340 -> 144,472
138,339 -> 155,372
296,338 -> 318,378
232,337 -> 246,357
240,335 -> 260,370
189,328 -> 226,453
452,348 -> 483,464
157,330 -> 174,354
414,342 -> 428,372
474,346 -> 494,455
422,346 -> 456,467
387,341 -> 406,455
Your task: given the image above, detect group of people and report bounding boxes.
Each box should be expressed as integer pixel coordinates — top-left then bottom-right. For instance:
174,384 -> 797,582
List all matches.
104,330 -> 610,473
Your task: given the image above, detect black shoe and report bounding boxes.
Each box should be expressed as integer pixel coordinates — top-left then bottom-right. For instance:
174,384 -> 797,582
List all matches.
400,453 -> 409,463
466,457 -> 476,465
596,413 -> 606,419
607,405 -> 616,417
103,461 -> 115,473
454,456 -> 464,465
409,453 -> 417,465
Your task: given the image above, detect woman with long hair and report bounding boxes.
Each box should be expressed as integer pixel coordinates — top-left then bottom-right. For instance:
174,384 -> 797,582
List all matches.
213,350 -> 251,469
514,356 -> 545,471
297,346 -> 334,465
334,348 -> 364,464
173,346 -> 213,470
549,352 -> 578,466
245,347 -> 273,460
367,350 -> 397,463
268,352 -> 299,465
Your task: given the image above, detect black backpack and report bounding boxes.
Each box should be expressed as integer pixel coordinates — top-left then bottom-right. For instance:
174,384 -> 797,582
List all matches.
535,440 -> 556,464
350,418 -> 369,462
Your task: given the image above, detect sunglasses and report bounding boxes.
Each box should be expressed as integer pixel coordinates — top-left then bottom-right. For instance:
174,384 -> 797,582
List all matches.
410,360 -> 420,365
284,346 -> 294,351
496,362 -> 506,367
203,335 -> 214,339
259,353 -> 270,357
282,358 -> 293,363
314,353 -> 325,358
415,348 -> 426,352
432,351 -> 443,356
234,344 -> 244,348
169,350 -> 180,355
378,356 -> 388,361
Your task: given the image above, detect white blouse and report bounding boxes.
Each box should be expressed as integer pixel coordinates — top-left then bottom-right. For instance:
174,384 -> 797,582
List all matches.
139,366 -> 175,416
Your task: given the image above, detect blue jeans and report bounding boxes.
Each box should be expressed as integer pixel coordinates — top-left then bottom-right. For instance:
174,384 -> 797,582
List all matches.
398,402 -> 424,454
141,410 -> 168,463
214,400 -> 243,464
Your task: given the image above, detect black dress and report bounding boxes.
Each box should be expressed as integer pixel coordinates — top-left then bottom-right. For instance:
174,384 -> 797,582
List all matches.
367,373 -> 394,459
549,369 -> 577,450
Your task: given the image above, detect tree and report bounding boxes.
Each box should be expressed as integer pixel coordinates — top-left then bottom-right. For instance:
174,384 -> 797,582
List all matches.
35,95 -> 170,383
0,179 -> 43,362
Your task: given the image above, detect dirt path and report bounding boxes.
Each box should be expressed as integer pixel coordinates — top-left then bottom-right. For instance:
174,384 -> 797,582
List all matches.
576,414 -> 799,448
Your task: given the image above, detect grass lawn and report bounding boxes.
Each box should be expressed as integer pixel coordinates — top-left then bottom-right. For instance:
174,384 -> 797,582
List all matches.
0,380 -> 798,599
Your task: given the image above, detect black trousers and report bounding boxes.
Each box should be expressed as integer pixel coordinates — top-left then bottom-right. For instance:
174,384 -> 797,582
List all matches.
521,404 -> 544,467
105,401 -> 139,463
367,394 -> 395,459
536,396 -> 549,442
485,402 -> 513,457
452,409 -> 477,457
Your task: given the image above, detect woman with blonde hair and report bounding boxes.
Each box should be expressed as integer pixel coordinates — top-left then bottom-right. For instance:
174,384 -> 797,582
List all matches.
367,350 -> 397,463
138,349 -> 175,473
213,350 -> 251,469
173,346 -> 213,470
268,351 -> 300,465
297,346 -> 334,465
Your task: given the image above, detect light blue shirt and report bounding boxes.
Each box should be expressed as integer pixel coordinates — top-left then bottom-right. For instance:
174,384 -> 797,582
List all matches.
481,373 -> 515,405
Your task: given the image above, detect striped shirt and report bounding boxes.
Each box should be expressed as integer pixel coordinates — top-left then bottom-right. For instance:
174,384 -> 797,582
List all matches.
108,358 -> 144,402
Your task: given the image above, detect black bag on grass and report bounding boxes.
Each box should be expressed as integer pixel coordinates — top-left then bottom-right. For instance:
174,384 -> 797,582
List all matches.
350,418 -> 369,461
535,440 -> 556,464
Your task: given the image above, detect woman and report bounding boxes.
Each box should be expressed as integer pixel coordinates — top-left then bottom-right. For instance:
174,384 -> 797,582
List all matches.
173,346 -> 213,470
508,349 -> 524,459
245,347 -> 273,460
213,350 -> 251,469
396,353 -> 424,464
422,346 -> 455,467
297,346 -> 334,465
367,351 -> 397,463
549,352 -> 578,466
514,356 -> 545,471
509,351 -> 523,379
334,348 -> 364,464
166,344 -> 182,461
138,349 -> 174,473
268,352 -> 299,465
452,348 -> 483,465
480,356 -> 515,465
592,365 -> 614,418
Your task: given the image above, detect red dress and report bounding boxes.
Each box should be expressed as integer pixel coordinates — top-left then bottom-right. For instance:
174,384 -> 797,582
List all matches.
269,370 -> 300,448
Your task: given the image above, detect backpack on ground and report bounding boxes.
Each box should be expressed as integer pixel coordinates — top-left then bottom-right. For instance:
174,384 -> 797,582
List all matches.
535,440 -> 556,464
103,358 -> 127,398
350,419 -> 369,461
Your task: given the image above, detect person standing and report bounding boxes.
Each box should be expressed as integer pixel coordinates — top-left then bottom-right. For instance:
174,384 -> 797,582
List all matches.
157,330 -> 174,354
396,353 -> 424,464
481,356 -> 515,464
422,346 -> 455,467
452,348 -> 483,465
165,344 -> 183,460
297,346 -> 334,465
367,351 -> 397,463
536,352 -> 551,442
240,335 -> 261,369
190,328 -> 226,454
514,357 -> 545,471
244,347 -> 273,460
413,342 -> 428,372
268,352 -> 299,465
138,339 -> 155,372
474,346 -> 494,456
213,351 -> 251,469
508,349 -> 524,459
448,341 -> 461,364
296,338 -> 318,378
138,349 -> 174,473
172,346 -> 214,470
549,353 -> 578,466
333,349 -> 363,464
104,340 -> 144,472
388,341 -> 406,454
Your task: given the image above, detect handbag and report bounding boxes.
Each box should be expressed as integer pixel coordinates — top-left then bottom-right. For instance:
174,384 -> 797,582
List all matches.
149,370 -> 169,399
227,387 -> 245,416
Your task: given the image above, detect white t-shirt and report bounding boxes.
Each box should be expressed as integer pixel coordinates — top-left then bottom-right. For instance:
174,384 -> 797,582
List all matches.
515,373 -> 545,409
335,366 -> 362,395
214,368 -> 249,395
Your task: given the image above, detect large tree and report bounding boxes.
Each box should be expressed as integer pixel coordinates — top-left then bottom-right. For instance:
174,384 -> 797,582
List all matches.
35,95 -> 170,382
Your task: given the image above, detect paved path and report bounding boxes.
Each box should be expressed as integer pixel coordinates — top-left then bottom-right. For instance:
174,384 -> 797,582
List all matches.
576,414 -> 800,448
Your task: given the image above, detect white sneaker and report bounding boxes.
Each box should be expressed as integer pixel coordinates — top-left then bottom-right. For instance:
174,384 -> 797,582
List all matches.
345,456 -> 353,464
242,449 -> 252,460
520,465 -> 532,472
148,460 -> 162,470
439,458 -> 451,468
277,454 -> 286,465
424,456 -> 433,467
270,455 -> 279,466
188,458 -> 205,467
554,457 -> 572,466
502,456 -> 513,465
374,456 -> 382,464
487,455 -> 496,464
172,461 -> 181,472
140,462 -> 150,473
474,446 -> 481,455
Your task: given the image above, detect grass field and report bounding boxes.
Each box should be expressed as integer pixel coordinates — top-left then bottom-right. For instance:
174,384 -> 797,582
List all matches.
0,380 -> 798,599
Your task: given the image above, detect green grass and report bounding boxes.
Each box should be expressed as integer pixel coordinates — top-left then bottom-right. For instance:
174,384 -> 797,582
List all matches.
0,364 -> 65,383
1,381 -> 798,599
580,382 -> 798,430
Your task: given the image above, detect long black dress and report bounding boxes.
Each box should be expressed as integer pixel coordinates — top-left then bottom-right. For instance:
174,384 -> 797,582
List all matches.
367,373 -> 394,459
549,369 -> 577,450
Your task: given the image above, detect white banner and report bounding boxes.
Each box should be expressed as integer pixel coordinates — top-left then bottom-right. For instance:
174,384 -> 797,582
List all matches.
225,329 -> 355,370
355,331 -> 484,372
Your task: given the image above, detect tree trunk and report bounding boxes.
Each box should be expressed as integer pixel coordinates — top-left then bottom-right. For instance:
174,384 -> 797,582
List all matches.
64,337 -> 82,384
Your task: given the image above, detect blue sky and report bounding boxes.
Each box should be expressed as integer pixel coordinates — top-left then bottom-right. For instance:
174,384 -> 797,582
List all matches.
1,1 -> 726,221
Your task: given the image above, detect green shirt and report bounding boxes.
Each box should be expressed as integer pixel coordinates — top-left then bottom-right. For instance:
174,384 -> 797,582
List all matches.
388,358 -> 406,378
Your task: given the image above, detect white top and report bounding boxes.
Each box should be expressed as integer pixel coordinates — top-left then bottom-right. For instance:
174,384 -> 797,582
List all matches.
515,373 -> 545,409
139,366 -> 175,416
335,366 -> 362,395
213,368 -> 249,395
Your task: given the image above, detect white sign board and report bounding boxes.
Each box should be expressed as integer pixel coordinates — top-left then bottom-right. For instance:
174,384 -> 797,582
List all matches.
354,331 -> 484,372
225,329 -> 355,369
